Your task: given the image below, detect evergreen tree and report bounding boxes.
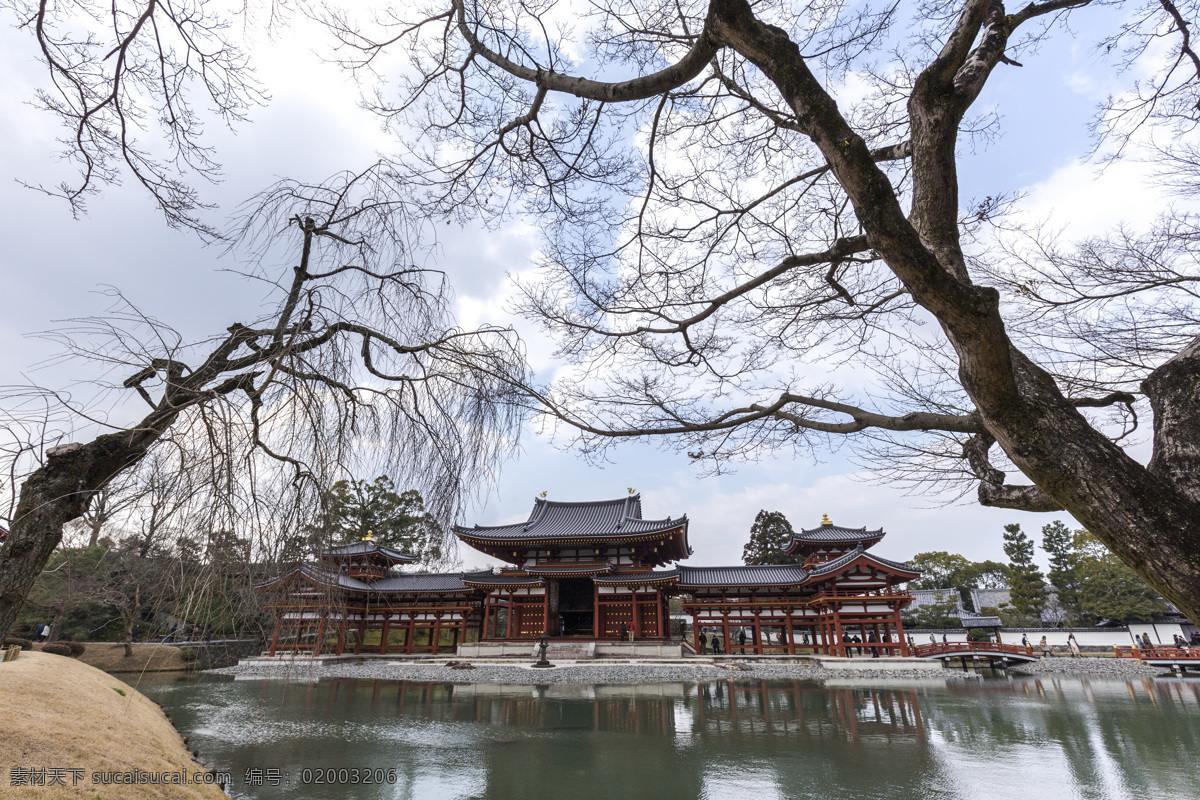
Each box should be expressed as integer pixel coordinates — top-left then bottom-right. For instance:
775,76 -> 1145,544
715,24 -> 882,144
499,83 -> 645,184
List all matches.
1002,524 -> 1047,623
1073,531 -> 1166,623
321,476 -> 446,565
742,511 -> 799,565
909,552 -> 973,590
1041,520 -> 1083,624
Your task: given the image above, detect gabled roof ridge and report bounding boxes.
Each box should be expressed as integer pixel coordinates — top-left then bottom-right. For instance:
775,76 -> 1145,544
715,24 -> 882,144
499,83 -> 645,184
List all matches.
806,548 -> 919,577
534,495 -> 641,508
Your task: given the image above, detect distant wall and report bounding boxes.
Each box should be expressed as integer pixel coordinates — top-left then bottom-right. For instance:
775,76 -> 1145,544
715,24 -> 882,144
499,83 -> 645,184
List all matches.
908,627 -> 1186,647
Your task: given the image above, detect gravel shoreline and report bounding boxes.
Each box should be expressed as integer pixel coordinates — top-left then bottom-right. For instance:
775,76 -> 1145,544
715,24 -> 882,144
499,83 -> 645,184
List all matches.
208,653 -> 1185,684
1008,656 -> 1168,677
209,660 -> 978,684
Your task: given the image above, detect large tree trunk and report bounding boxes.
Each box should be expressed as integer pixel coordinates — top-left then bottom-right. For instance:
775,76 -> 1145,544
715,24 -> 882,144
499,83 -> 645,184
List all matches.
977,354 -> 1200,624
708,0 -> 1200,625
0,431 -> 158,641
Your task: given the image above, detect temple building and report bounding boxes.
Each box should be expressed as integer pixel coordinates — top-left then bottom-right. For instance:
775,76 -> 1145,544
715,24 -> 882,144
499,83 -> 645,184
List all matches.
258,496 -> 918,657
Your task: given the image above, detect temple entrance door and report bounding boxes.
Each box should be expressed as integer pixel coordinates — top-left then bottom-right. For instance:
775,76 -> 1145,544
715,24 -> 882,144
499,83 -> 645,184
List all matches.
558,578 -> 595,636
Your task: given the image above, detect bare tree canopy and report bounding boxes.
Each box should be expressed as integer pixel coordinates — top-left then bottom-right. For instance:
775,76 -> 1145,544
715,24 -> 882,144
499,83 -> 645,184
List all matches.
6,0 -> 1200,624
0,165 -> 529,639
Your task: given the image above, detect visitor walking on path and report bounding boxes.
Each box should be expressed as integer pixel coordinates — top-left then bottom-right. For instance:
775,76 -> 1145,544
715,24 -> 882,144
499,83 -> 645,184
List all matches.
712,635 -> 723,655
738,629 -> 747,655
1068,633 -> 1081,658
699,631 -> 708,654
1040,636 -> 1051,658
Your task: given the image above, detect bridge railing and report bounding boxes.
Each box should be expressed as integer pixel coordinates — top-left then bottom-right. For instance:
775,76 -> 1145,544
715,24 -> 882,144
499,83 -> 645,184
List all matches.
1113,645 -> 1200,660
912,641 -> 1034,658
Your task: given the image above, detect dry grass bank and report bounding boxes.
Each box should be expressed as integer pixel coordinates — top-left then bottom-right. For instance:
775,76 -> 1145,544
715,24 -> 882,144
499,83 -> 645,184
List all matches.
0,649 -> 226,800
54,642 -> 191,674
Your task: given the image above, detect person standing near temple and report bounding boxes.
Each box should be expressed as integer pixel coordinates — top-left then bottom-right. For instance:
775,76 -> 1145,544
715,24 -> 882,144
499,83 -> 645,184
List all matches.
737,629 -> 747,654
867,631 -> 879,658
620,621 -> 628,642
1039,635 -> 1050,658
699,631 -> 708,654
1067,633 -> 1081,658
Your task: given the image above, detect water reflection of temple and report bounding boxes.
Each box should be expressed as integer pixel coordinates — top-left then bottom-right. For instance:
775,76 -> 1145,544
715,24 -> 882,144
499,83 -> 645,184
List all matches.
152,674 -> 1200,800
693,681 -> 925,743
258,495 -> 919,658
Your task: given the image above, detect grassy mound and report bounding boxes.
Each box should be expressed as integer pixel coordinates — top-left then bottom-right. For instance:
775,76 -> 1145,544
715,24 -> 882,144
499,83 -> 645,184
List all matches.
0,650 -> 225,799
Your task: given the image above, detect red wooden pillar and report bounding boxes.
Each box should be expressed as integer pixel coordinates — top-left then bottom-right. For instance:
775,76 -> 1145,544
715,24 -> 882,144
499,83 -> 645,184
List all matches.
833,606 -> 845,657
893,608 -> 909,655
381,620 -> 390,655
432,615 -> 442,655
543,587 -> 550,636
753,612 -> 762,656
269,616 -> 281,656
785,614 -> 795,655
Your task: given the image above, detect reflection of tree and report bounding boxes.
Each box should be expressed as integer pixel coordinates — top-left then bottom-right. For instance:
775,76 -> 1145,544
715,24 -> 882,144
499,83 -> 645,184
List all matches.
924,677 -> 1200,800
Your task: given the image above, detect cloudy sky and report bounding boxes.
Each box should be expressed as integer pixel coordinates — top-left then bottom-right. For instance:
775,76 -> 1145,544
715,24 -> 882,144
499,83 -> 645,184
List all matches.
0,5 -> 1172,569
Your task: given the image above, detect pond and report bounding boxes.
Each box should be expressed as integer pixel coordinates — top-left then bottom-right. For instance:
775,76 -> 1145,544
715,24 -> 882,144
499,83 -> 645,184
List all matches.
137,673 -> 1200,800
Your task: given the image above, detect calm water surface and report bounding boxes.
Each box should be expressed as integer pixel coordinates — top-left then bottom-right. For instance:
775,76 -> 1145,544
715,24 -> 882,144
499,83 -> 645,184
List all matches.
137,673 -> 1200,800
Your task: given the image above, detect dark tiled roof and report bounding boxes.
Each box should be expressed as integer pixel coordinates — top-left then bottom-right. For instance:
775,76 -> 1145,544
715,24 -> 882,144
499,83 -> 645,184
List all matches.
678,563 -> 809,588
792,523 -> 885,545
593,569 -> 680,586
460,570 -> 545,588
255,564 -> 370,592
319,540 -> 417,564
960,616 -> 1003,628
525,562 -> 612,576
455,495 -> 686,542
806,549 -> 862,577
256,565 -> 471,594
370,573 -> 471,593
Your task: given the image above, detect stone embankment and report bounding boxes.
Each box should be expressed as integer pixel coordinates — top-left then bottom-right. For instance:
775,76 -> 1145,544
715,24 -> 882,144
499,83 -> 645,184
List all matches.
1009,656 -> 1167,677
211,659 -> 978,684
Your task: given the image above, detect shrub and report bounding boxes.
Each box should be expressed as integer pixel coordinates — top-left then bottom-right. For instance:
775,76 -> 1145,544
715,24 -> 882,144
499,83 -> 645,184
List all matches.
3,637 -> 33,650
179,648 -> 201,663
59,641 -> 86,657
42,642 -> 73,656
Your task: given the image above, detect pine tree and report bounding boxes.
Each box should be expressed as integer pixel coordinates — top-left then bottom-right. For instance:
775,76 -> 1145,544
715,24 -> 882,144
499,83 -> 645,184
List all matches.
1073,531 -> 1166,623
1002,524 -> 1047,623
742,511 -> 799,565
1041,520 -> 1083,624
320,477 -> 446,565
